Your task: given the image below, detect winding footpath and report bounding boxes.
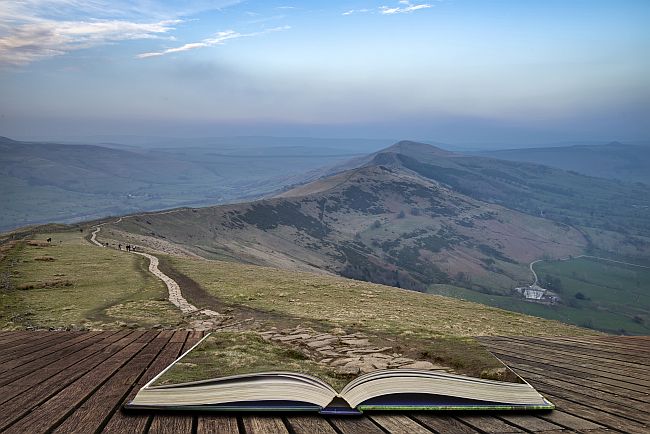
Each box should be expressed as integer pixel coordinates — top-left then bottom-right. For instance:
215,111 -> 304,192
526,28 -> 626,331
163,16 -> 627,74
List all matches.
89,221 -> 224,329
87,219 -> 469,371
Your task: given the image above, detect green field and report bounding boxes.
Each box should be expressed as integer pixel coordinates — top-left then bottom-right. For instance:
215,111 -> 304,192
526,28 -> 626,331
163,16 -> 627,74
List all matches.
429,257 -> 650,335
165,255 -> 594,337
0,231 -> 183,330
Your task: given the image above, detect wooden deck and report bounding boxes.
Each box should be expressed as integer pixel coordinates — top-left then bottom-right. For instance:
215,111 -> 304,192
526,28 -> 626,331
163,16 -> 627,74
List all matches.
0,331 -> 647,434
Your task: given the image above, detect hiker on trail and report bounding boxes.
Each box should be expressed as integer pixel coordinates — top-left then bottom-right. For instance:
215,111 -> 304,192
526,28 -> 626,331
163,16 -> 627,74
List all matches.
118,244 -> 122,250
46,238 -> 52,243
132,246 -> 137,252
126,245 -> 131,252
105,242 -> 109,247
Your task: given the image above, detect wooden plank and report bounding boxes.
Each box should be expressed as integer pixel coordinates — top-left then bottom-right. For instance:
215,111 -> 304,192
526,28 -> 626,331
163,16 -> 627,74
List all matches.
0,330 -> 40,342
490,351 -> 650,401
0,332 -> 115,385
0,331 -> 37,347
496,413 -> 569,432
3,331 -> 153,434
196,415 -> 239,434
484,342 -> 650,390
328,416 -> 385,434
286,415 -> 337,434
489,335 -> 650,372
526,335 -> 650,351
147,415 -> 193,434
0,331 -> 103,374
524,379 -> 650,424
146,331 -> 196,433
411,414 -> 481,433
538,409 -> 607,431
0,331 -> 139,431
504,362 -> 650,412
242,416 -> 289,434
549,337 -> 650,360
369,414 -> 434,434
51,331 -> 176,434
456,415 -> 524,433
508,336 -> 650,367
0,331 -> 74,353
486,344 -> 650,394
0,331 -> 122,404
0,332 -> 77,362
102,331 -> 185,434
542,393 -> 650,434
485,338 -> 650,382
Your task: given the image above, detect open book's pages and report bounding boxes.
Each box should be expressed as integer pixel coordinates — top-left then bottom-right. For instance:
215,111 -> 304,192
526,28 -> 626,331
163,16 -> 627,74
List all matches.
126,332 -> 553,413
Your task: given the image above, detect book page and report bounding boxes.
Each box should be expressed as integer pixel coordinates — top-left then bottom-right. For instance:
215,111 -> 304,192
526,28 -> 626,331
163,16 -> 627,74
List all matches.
151,329 -> 521,393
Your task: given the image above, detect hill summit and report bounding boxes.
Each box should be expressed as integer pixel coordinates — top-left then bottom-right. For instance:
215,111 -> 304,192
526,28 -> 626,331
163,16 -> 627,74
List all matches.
104,140 -> 609,293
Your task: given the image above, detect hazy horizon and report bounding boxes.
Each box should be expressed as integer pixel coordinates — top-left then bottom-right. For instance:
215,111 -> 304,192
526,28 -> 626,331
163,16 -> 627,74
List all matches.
1,0 -> 649,145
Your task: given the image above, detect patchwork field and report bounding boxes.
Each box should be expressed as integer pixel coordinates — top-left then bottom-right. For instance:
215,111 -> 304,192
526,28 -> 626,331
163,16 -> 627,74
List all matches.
429,256 -> 650,335
0,231 -> 183,330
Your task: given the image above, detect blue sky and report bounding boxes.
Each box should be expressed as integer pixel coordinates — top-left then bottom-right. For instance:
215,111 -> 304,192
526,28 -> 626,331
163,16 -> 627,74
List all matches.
0,0 -> 648,144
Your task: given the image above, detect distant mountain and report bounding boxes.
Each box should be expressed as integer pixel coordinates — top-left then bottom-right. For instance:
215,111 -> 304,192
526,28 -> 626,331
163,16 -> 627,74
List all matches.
0,137 -> 360,231
105,140 -> 650,296
481,141 -> 650,184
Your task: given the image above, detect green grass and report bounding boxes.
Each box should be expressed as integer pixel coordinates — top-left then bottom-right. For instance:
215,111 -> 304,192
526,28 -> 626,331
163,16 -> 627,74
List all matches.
0,230 -> 183,329
153,332 -> 352,390
166,256 -> 596,337
536,257 -> 650,334
429,256 -> 650,334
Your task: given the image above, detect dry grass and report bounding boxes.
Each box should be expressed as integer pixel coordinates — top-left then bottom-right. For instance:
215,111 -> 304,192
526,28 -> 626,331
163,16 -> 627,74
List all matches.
154,332 -> 352,390
0,231 -> 184,330
167,256 -> 598,337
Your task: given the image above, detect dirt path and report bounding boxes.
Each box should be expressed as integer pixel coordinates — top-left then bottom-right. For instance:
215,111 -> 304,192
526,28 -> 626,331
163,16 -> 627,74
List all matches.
529,259 -> 543,286
89,221 -> 232,330
88,219 -> 462,373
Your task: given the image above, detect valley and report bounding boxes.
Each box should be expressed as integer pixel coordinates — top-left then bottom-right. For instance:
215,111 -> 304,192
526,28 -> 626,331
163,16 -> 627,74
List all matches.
0,136 -> 369,231
2,140 -> 649,335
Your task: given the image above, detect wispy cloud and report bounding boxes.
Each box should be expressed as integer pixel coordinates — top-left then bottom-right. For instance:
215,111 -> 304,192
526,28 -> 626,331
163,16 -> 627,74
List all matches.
0,18 -> 179,65
342,9 -> 371,16
380,1 -> 432,15
0,0 -> 240,65
137,25 -> 290,59
343,2 -> 432,17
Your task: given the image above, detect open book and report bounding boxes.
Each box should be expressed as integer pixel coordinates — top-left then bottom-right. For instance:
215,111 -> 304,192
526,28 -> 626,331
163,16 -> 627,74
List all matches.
125,332 -> 553,414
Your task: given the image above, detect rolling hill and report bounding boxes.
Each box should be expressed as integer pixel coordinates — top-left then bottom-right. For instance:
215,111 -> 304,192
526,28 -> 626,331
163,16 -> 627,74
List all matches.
482,141 -> 650,185
7,140 -> 649,333
102,140 -> 650,296
0,136 -> 361,231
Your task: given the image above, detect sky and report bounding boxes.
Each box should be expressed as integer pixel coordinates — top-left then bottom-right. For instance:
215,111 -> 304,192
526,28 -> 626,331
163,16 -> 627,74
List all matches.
0,0 -> 649,145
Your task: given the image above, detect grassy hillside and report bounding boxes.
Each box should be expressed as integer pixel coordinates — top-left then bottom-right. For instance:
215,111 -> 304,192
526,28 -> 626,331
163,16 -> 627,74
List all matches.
0,231 -> 183,330
0,227 -> 598,347
107,164 -> 584,293
396,151 -> 650,241
164,255 -> 595,337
